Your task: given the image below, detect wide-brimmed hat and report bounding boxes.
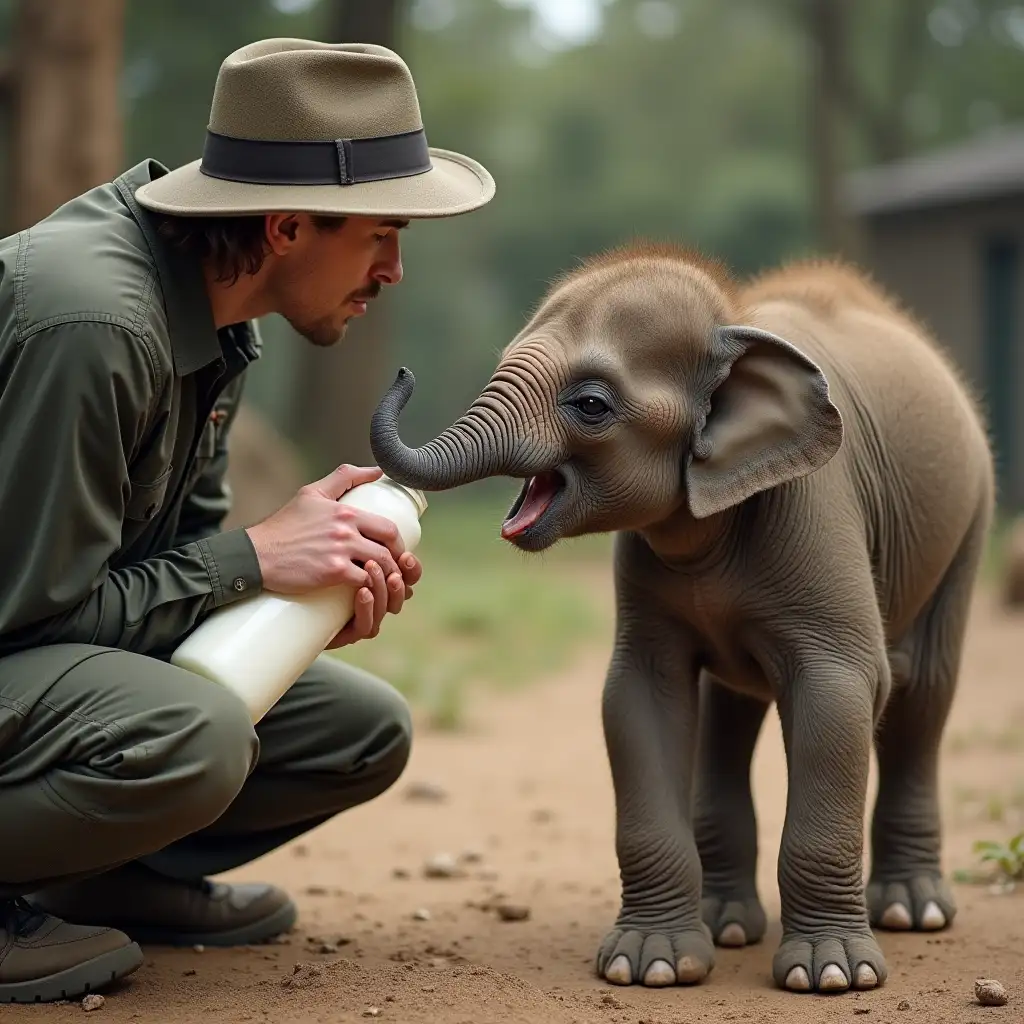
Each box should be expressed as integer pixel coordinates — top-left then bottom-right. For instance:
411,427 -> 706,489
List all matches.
135,38 -> 495,219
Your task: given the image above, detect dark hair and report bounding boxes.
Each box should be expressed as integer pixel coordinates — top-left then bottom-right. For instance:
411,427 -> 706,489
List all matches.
153,213 -> 347,284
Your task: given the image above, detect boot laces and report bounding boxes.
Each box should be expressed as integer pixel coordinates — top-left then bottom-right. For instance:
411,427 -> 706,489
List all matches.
2,897 -> 47,937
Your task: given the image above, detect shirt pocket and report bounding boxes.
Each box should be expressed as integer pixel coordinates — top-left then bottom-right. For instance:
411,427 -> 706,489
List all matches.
124,467 -> 173,523
187,408 -> 229,488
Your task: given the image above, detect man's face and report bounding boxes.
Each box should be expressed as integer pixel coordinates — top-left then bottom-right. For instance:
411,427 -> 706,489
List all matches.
266,213 -> 407,347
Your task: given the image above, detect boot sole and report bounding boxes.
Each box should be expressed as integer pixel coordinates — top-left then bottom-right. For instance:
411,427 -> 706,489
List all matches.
0,942 -> 144,1004
109,898 -> 297,948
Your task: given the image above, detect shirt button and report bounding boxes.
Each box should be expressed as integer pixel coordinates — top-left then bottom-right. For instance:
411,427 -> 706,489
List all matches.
233,577 -> 247,592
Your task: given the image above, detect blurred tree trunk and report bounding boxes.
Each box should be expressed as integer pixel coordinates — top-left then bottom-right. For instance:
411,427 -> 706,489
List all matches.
6,0 -> 125,233
806,0 -> 861,259
289,0 -> 409,475
841,0 -> 932,165
804,0 -> 932,259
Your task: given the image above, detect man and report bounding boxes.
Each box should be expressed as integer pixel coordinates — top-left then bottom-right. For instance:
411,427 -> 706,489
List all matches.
0,39 -> 495,1003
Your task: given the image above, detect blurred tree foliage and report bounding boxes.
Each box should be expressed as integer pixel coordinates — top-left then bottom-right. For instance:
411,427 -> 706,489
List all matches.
3,0 -> 1024,451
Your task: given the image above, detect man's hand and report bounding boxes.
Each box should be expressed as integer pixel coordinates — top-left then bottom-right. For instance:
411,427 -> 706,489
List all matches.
324,550 -> 420,649
245,464 -> 423,647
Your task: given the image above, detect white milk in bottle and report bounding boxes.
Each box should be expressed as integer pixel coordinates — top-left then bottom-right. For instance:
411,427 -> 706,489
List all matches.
171,475 -> 428,723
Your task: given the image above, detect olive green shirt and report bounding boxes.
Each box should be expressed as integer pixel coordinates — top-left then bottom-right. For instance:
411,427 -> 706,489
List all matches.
0,159 -> 265,661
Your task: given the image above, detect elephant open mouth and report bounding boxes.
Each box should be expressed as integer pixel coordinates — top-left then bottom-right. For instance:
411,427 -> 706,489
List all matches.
501,470 -> 565,541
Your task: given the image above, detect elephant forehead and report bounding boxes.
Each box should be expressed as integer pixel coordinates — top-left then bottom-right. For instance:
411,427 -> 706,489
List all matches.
570,256 -> 725,322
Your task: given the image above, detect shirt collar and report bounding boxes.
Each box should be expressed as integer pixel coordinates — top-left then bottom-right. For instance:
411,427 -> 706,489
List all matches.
114,160 -> 229,377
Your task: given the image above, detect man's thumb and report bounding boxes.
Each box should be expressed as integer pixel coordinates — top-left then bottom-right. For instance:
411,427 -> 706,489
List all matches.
315,464 -> 383,500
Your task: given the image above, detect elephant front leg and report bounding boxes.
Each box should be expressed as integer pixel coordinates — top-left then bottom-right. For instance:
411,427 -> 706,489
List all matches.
597,629 -> 713,988
694,674 -> 770,948
774,657 -> 888,994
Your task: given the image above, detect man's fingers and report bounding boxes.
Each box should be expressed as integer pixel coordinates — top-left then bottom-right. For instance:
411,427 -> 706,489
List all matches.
386,571 -> 405,616
356,541 -> 400,580
346,508 -> 409,563
313,463 -> 383,501
400,553 -> 423,586
326,586 -> 374,649
365,561 -> 388,637
350,586 -> 375,638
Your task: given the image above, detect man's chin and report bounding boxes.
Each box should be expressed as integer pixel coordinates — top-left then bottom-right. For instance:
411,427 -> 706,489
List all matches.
288,317 -> 348,348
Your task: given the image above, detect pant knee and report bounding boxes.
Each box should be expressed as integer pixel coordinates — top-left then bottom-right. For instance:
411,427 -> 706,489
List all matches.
323,671 -> 412,796
159,685 -> 257,830
372,690 -> 413,792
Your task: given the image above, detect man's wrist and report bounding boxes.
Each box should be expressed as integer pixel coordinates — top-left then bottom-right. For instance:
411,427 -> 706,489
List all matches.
198,528 -> 264,606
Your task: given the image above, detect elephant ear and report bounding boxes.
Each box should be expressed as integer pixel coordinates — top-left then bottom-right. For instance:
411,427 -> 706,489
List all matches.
685,325 -> 844,519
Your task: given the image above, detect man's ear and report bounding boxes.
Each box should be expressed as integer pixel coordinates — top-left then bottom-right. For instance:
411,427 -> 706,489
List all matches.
265,213 -> 301,254
685,325 -> 844,519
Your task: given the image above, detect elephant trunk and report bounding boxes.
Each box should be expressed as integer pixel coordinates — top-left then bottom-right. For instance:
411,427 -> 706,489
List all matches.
369,367 -> 556,491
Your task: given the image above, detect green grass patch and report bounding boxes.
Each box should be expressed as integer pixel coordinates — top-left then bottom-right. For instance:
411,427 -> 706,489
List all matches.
331,487 -> 615,729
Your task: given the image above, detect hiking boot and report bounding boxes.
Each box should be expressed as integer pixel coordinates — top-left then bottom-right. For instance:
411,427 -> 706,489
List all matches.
29,862 -> 297,947
0,897 -> 143,1004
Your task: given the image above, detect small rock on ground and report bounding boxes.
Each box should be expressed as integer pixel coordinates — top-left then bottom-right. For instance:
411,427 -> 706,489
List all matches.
975,978 -> 1008,1006
897,999 -> 911,1010
404,781 -> 448,802
81,994 -> 105,1012
423,853 -> 462,879
496,903 -> 531,922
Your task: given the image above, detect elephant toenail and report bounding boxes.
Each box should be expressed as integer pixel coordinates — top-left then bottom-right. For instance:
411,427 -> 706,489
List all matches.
605,955 -> 632,985
920,901 -> 946,930
718,922 -> 746,947
853,963 -> 878,989
643,960 -> 676,987
880,902 -> 912,929
785,966 -> 811,991
819,964 -> 849,991
675,956 -> 707,984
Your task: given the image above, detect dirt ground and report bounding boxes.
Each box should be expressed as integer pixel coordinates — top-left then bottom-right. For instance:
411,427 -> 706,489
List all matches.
12,576 -> 1024,1023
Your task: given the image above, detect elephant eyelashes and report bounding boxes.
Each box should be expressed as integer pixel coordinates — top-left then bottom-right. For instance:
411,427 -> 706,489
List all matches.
559,379 -> 617,426
574,395 -> 610,419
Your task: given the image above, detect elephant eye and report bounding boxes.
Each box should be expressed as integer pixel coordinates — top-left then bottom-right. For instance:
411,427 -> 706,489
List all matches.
574,395 -> 610,418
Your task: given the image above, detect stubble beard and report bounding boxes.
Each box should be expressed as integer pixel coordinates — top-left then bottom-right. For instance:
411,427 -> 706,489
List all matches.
292,315 -> 348,348
290,281 -> 381,348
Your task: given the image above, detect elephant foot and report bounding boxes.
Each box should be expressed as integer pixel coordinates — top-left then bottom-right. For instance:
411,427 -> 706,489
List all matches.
867,875 -> 956,932
596,921 -> 715,987
701,893 -> 766,947
773,931 -> 887,994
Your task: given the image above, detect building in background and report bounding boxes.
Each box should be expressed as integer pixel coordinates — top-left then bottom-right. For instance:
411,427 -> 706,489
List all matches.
844,125 -> 1024,514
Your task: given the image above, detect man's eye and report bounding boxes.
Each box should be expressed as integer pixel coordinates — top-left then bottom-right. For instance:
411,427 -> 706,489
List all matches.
575,395 -> 609,417
374,234 -> 388,243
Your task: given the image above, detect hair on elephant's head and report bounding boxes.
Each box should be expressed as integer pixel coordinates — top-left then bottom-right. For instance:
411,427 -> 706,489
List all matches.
370,244 -> 844,552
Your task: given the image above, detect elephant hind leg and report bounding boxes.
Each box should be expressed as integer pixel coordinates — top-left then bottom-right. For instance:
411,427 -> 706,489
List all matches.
868,509 -> 990,933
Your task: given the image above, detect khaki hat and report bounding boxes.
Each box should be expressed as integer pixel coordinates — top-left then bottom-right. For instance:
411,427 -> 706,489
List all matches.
135,38 -> 495,219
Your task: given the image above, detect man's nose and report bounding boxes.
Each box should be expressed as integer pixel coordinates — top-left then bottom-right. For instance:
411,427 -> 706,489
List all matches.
373,236 -> 403,286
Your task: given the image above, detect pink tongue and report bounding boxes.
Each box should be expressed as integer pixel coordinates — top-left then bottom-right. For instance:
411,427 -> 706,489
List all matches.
501,475 -> 558,538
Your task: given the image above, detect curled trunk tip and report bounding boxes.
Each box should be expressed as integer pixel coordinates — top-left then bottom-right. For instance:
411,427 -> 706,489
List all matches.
370,367 -> 416,469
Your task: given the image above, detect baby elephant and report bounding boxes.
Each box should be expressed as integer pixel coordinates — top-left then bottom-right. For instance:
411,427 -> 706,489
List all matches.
369,246 -> 995,995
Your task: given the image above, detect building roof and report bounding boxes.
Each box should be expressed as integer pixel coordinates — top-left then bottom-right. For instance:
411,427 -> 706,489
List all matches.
843,124 -> 1024,216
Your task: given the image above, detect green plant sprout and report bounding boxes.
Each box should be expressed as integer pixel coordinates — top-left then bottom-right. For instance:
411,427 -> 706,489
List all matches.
972,832 -> 1024,883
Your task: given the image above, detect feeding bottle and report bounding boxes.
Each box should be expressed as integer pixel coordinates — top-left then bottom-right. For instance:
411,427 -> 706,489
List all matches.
171,474 -> 428,724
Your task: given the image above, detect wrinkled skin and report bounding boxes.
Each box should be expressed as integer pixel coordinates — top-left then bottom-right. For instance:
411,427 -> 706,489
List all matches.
369,246 -> 995,995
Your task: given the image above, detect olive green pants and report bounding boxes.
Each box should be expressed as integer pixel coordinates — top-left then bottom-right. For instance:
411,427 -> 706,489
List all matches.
0,644 -> 412,896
